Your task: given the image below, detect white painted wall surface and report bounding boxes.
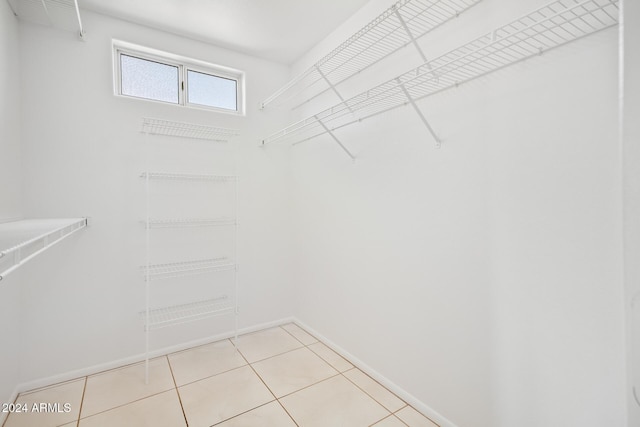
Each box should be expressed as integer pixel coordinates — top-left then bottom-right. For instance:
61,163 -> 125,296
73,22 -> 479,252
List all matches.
623,0 -> 640,424
289,0 -> 626,426
16,11 -> 293,384
0,0 -> 21,220
0,0 -> 23,411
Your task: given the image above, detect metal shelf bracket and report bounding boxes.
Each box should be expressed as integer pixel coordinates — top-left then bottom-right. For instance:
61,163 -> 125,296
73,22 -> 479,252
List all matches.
316,116 -> 356,161
397,79 -> 441,148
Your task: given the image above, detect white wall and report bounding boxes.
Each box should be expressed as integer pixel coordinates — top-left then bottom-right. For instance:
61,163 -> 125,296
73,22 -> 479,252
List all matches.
0,0 -> 21,219
0,0 -> 23,411
15,11 -> 293,384
623,0 -> 640,424
289,0 -> 626,426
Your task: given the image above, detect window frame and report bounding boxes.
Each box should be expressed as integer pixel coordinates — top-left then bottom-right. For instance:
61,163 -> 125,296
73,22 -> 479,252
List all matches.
113,40 -> 244,115
185,65 -> 239,111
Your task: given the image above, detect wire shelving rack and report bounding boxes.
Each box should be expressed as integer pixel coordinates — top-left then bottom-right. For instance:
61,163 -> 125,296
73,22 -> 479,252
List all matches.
261,0 -> 482,108
260,0 -> 483,110
140,118 -> 239,383
0,218 -> 87,281
7,0 -> 85,39
141,296 -> 233,331
141,118 -> 239,142
141,258 -> 236,281
262,0 -> 619,157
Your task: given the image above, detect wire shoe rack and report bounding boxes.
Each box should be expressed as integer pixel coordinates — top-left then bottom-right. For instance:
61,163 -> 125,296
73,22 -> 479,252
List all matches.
140,118 -> 240,382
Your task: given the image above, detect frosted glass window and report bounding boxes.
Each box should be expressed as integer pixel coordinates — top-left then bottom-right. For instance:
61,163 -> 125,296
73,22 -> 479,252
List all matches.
120,54 -> 179,104
187,70 -> 237,111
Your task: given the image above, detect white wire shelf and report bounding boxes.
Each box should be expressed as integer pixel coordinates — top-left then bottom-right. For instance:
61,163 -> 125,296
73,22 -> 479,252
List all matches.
141,118 -> 239,142
140,172 -> 237,182
260,0 -> 482,110
0,218 -> 87,281
141,257 -> 236,281
144,218 -> 236,229
262,0 -> 619,147
8,0 -> 84,38
141,296 -> 234,330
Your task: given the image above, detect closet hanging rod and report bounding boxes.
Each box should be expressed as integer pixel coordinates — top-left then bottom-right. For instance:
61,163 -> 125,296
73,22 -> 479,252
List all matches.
260,0 -> 483,110
262,0 -> 619,147
141,118 -> 239,142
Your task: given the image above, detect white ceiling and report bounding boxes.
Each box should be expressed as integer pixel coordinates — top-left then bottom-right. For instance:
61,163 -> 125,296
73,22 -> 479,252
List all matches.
79,0 -> 371,65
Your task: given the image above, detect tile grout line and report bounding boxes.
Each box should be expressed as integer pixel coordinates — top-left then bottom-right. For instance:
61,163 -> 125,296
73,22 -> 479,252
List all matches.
166,355 -> 189,427
77,389 -> 173,421
341,368 -> 408,413
274,371 -> 343,400
237,346 -> 300,427
208,400 -> 278,427
166,340 -> 249,389
306,343 -> 352,372
288,325 -> 425,426
75,377 -> 88,427
370,413 -> 411,427
279,324 -> 320,347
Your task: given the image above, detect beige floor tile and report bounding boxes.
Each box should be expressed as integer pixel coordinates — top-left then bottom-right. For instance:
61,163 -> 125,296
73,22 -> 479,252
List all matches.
251,347 -> 338,397
216,401 -> 297,427
168,339 -> 246,386
343,369 -> 406,412
395,406 -> 439,427
81,357 -> 174,418
308,342 -> 354,372
78,390 -> 185,427
236,327 -> 303,363
280,375 -> 389,427
178,365 -> 274,427
281,323 -> 318,345
373,415 -> 409,426
4,378 -> 85,427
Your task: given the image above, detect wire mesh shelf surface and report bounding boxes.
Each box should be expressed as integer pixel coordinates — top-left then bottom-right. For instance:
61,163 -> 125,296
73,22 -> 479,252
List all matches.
262,0 -> 618,146
140,172 -> 237,182
145,218 -> 236,229
141,257 -> 236,281
141,118 -> 239,142
261,0 -> 482,109
0,218 -> 87,280
8,0 -> 84,37
141,296 -> 234,330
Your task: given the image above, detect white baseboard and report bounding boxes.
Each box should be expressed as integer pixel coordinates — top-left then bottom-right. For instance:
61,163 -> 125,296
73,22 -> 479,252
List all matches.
11,315 -> 455,427
292,318 -> 459,427
0,387 -> 19,425
15,316 -> 294,394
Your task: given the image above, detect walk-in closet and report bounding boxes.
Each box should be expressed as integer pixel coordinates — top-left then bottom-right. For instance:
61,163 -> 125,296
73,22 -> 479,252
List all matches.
1,0 -> 638,426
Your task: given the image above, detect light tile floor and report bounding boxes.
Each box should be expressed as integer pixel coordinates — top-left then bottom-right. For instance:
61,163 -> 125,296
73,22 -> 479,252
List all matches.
3,323 -> 438,427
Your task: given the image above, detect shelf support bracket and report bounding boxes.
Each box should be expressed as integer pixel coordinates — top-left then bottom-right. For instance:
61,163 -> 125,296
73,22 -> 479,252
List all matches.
315,65 -> 355,114
395,9 -> 427,63
397,79 -> 441,148
315,115 -> 356,161
73,0 -> 85,39
395,9 -> 439,81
